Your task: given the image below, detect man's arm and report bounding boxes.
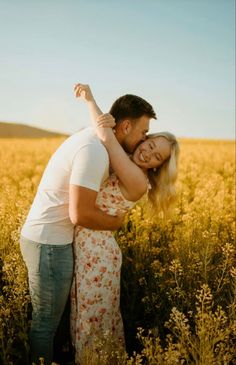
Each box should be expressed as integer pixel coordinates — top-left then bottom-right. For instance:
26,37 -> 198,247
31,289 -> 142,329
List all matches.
69,185 -> 124,230
69,136 -> 124,230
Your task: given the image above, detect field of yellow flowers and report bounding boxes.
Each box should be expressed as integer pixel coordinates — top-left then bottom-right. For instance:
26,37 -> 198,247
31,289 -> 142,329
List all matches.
0,137 -> 235,365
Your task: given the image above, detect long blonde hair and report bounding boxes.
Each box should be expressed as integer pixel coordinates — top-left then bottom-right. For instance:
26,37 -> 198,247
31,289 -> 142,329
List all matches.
146,132 -> 180,215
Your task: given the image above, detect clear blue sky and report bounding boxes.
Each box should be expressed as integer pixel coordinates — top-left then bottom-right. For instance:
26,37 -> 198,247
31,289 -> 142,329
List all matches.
0,0 -> 235,138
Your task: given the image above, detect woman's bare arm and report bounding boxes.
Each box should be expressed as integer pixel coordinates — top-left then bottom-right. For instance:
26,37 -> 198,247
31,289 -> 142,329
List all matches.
95,114 -> 148,201
74,84 -> 148,201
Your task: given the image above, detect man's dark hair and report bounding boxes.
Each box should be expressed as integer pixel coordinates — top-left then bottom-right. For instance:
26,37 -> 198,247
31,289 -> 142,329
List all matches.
109,94 -> 157,124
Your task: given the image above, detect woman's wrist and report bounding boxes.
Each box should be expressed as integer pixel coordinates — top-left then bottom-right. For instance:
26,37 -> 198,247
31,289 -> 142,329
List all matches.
87,98 -> 96,105
101,130 -> 116,146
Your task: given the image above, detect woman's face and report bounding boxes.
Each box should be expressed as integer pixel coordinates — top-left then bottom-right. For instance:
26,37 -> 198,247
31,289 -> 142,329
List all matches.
132,136 -> 171,169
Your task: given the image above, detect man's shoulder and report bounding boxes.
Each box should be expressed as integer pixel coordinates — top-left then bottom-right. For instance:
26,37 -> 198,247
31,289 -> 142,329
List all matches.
62,127 -> 105,150
71,127 -> 102,144
70,128 -> 108,158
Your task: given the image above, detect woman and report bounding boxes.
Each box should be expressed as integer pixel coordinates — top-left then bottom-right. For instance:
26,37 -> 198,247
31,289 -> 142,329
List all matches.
70,84 -> 180,364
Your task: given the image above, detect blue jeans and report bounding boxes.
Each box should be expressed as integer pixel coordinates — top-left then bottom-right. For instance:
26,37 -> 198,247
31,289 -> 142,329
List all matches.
20,236 -> 74,365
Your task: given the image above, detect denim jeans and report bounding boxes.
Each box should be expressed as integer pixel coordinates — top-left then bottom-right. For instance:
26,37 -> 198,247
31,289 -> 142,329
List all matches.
20,236 -> 74,365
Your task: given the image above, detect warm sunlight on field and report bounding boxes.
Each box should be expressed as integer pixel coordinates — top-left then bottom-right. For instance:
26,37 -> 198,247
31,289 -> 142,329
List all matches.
0,137 -> 235,364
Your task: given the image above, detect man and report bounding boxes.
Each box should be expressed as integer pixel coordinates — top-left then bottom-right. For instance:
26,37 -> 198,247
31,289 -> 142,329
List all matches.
20,84 -> 156,364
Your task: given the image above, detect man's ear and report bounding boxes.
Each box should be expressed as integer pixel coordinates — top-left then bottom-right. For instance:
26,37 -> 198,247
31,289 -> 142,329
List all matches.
120,119 -> 132,135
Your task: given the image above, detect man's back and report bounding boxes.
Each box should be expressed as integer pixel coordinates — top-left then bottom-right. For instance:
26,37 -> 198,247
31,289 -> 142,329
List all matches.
21,127 -> 109,244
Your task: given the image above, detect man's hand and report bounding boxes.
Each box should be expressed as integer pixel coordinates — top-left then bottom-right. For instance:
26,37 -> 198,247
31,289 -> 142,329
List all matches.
114,210 -> 126,229
74,83 -> 94,103
69,185 -> 125,230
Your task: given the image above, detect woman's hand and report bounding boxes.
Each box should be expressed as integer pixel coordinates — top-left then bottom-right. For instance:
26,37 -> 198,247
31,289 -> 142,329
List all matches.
74,83 -> 94,103
96,114 -> 116,129
73,84 -> 117,147
95,114 -> 116,143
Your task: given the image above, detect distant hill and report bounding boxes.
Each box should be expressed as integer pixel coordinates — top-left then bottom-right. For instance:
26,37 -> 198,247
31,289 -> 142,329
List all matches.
0,122 -> 68,138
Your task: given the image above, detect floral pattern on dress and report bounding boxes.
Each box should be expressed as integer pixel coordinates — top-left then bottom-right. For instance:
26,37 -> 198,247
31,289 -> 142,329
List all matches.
70,174 -> 135,364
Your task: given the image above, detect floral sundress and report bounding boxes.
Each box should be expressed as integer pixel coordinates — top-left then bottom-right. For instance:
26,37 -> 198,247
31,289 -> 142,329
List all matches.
70,173 -> 135,364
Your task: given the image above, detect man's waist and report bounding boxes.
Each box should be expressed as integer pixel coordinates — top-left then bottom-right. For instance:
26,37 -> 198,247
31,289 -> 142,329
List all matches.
21,220 -> 74,245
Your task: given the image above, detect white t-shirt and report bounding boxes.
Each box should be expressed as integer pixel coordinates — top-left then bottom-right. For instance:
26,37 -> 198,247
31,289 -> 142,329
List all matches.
21,127 -> 109,244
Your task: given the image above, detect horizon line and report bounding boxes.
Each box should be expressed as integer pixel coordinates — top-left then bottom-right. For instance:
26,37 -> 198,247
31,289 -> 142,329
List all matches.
0,120 -> 235,142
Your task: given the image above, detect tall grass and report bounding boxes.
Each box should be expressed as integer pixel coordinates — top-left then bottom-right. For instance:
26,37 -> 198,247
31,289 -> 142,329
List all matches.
0,138 -> 235,364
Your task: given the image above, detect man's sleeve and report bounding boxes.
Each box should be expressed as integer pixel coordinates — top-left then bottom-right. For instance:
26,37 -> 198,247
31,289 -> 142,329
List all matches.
69,143 -> 109,192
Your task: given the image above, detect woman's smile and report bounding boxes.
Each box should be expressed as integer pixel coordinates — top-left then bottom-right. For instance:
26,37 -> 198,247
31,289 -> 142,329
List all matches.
138,150 -> 148,163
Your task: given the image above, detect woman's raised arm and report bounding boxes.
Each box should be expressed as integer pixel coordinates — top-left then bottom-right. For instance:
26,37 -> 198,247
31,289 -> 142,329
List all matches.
74,83 -> 115,140
74,84 -> 148,201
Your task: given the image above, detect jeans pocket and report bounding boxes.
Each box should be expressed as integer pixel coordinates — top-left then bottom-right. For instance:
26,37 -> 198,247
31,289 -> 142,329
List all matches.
20,237 -> 41,273
52,244 -> 74,278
